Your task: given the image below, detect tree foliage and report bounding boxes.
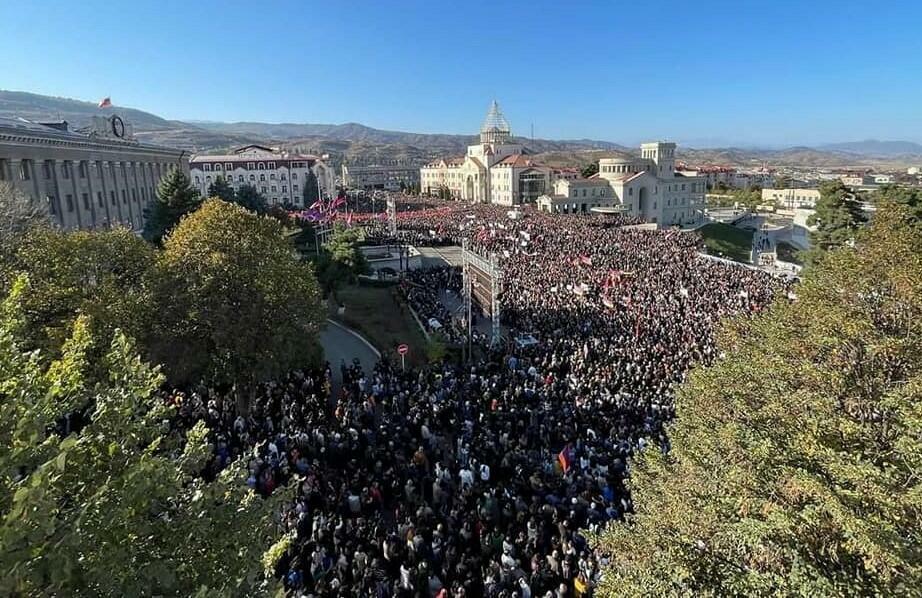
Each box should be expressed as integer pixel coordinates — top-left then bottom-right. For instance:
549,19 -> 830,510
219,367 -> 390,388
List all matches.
315,223 -> 368,295
234,184 -> 268,215
875,184 -> 922,221
207,176 -> 236,204
0,182 -> 50,271
155,199 -> 323,394
302,171 -> 320,206
0,278 -> 288,596
7,227 -> 156,365
581,162 -> 599,178
806,181 -> 867,259
597,202 -> 922,596
143,168 -> 201,245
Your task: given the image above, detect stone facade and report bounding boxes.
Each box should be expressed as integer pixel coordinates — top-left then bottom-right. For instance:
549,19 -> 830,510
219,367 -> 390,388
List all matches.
0,115 -> 188,231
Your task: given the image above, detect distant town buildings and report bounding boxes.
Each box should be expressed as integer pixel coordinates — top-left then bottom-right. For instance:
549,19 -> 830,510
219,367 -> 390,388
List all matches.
676,165 -> 774,190
761,188 -> 822,209
189,145 -> 334,207
0,115 -> 187,231
342,163 -> 419,192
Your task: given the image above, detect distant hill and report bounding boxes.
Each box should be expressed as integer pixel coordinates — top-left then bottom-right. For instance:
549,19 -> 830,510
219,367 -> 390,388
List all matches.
1,89 -> 917,169
819,139 -> 922,157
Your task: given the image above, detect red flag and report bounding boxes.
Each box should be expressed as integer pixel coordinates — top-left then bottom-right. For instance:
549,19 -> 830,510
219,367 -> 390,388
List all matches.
558,446 -> 572,473
98,97 -> 112,108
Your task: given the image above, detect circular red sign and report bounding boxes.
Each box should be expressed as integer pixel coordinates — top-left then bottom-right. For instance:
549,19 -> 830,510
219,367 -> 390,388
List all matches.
397,344 -> 409,355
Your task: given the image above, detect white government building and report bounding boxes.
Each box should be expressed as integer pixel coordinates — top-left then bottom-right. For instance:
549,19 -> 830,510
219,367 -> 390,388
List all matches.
190,145 -> 334,207
421,101 -> 705,226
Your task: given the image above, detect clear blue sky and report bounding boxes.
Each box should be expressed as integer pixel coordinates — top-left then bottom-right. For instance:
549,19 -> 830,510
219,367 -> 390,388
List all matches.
1,0 -> 920,147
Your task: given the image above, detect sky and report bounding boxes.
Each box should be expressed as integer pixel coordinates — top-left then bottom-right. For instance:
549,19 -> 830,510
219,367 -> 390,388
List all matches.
1,0 -> 920,147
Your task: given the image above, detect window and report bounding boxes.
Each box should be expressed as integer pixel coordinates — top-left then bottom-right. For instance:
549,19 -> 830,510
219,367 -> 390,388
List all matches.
259,174 -> 266,181
247,162 -> 255,170
270,173 -> 276,180
97,192 -> 104,207
66,194 -> 74,212
249,174 -> 255,181
238,175 -> 244,182
271,185 -> 277,192
205,176 -> 212,182
20,160 -> 32,180
268,162 -> 276,169
122,190 -> 127,204
79,161 -> 88,178
261,186 -> 267,193
42,161 -> 52,179
111,191 -> 117,205
194,176 -> 200,183
280,174 -> 287,180
203,164 -> 212,172
131,189 -> 137,202
282,185 -> 287,193
0,159 -> 6,180
257,162 -> 265,170
225,163 -> 233,171
82,193 -> 90,210
47,195 -> 57,215
62,162 -> 71,179
293,184 -> 299,191
292,172 -> 298,179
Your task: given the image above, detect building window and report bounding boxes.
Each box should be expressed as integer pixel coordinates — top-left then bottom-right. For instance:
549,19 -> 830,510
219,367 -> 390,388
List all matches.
81,193 -> 90,210
122,190 -> 127,204
293,184 -> 299,191
195,176 -> 200,183
268,162 -> 276,169
47,195 -> 57,215
42,161 -> 52,179
20,160 -> 32,181
271,185 -> 277,192
247,162 -> 255,170
292,173 -> 298,179
132,189 -> 137,202
66,194 -> 74,212
225,163 -> 233,171
203,164 -> 212,172
282,185 -> 287,192
257,162 -> 265,170
62,162 -> 71,179
249,175 -> 255,181
261,186 -> 267,193
238,175 -> 244,182
280,174 -> 287,181
260,174 -> 266,181
97,192 -> 104,207
111,191 -> 117,205
79,161 -> 88,178
270,173 -> 276,180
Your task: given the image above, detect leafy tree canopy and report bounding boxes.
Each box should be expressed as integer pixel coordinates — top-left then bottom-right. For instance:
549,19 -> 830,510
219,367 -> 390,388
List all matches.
143,168 -> 201,245
0,182 -> 50,272
0,278 -> 288,596
155,199 -> 323,395
806,181 -> 867,261
315,223 -> 368,295
581,163 -> 599,178
233,184 -> 268,215
207,176 -> 236,204
598,202 -> 922,596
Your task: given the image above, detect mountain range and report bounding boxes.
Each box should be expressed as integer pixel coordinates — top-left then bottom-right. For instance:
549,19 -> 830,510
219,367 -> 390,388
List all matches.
2,90 -> 920,170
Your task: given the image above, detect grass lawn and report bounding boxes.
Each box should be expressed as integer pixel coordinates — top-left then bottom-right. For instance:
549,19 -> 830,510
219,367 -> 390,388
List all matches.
776,241 -> 805,265
697,223 -> 753,263
332,284 -> 430,366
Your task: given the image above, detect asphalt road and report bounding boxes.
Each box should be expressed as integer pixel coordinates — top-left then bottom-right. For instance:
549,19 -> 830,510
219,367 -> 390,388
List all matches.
319,319 -> 379,394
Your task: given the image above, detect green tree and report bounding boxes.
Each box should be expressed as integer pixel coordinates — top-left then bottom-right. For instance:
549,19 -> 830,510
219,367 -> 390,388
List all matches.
207,175 -> 236,203
155,199 -> 323,401
233,184 -> 268,215
581,162 -> 599,178
597,202 -> 922,597
0,278 -> 289,596
7,227 -> 156,364
874,184 -> 922,221
806,181 -> 867,261
302,170 -> 320,206
0,182 -> 50,272
143,168 -> 201,245
315,223 -> 368,295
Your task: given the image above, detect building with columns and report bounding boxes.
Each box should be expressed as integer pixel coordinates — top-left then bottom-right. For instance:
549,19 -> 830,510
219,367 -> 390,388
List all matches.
0,115 -> 188,231
538,142 -> 707,226
420,101 -> 553,206
190,145 -> 334,207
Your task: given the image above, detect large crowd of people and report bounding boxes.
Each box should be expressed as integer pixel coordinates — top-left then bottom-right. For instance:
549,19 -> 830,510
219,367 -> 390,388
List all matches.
166,196 -> 794,596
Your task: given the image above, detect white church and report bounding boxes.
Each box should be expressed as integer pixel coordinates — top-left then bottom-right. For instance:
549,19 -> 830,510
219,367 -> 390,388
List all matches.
421,101 -> 706,227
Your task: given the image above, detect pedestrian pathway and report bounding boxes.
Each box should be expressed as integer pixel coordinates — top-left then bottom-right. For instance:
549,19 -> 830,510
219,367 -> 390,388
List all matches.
319,319 -> 379,395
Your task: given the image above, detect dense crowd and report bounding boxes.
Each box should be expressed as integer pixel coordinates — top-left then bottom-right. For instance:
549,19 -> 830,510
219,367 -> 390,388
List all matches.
167,198 -> 793,596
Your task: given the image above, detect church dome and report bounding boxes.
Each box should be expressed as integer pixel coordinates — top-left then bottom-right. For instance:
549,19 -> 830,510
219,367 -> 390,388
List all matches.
480,100 -> 511,143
